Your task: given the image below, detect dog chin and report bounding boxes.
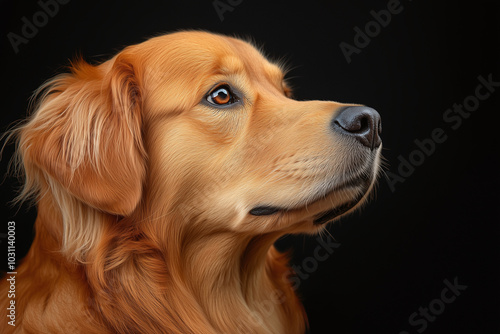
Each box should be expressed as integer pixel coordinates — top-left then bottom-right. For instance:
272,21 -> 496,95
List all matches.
249,170 -> 377,228
311,179 -> 373,225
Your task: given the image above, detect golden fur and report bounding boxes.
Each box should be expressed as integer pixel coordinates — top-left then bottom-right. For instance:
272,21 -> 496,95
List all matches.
1,31 -> 381,333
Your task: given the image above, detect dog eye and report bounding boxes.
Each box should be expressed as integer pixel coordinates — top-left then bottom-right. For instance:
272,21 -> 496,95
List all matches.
207,84 -> 237,106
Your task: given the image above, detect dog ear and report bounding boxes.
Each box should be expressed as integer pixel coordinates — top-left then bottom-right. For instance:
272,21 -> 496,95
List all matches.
17,53 -> 146,216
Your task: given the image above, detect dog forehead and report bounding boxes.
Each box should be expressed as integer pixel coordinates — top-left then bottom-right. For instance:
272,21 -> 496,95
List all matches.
169,32 -> 282,76
178,32 -> 283,81
225,37 -> 284,78
141,31 -> 284,85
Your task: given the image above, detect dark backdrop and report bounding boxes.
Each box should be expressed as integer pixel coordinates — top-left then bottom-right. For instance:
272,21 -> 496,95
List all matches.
1,1 -> 499,333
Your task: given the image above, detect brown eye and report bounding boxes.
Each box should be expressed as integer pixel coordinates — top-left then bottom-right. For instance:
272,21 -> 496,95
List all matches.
207,84 -> 237,106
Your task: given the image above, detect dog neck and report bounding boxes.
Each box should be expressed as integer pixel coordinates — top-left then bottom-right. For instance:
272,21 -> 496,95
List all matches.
182,231 -> 286,331
84,209 -> 307,334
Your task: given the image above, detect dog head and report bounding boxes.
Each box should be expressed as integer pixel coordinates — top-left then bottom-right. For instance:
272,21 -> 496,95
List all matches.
136,31 -> 382,235
16,31 -> 382,256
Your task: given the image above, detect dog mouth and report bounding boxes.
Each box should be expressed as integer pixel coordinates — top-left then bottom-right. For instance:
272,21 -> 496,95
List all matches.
311,191 -> 366,225
249,171 -> 373,225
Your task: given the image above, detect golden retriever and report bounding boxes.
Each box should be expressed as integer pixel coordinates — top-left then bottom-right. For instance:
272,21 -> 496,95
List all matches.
1,31 -> 382,333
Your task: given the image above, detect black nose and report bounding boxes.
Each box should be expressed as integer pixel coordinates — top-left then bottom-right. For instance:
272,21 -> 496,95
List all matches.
331,106 -> 382,150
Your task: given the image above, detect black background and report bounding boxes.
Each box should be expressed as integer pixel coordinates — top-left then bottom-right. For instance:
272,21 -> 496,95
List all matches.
1,1 -> 499,333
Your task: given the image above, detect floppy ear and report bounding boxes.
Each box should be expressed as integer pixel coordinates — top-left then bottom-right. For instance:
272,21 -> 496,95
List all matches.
18,53 -> 146,216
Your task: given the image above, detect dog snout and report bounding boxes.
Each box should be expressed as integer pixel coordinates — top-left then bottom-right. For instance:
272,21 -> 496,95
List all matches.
331,106 -> 382,150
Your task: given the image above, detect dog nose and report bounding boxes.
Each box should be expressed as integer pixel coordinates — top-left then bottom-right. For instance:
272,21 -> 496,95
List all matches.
331,106 -> 382,149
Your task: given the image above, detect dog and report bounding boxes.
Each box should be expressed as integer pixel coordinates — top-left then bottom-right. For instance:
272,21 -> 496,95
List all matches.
1,31 -> 382,333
